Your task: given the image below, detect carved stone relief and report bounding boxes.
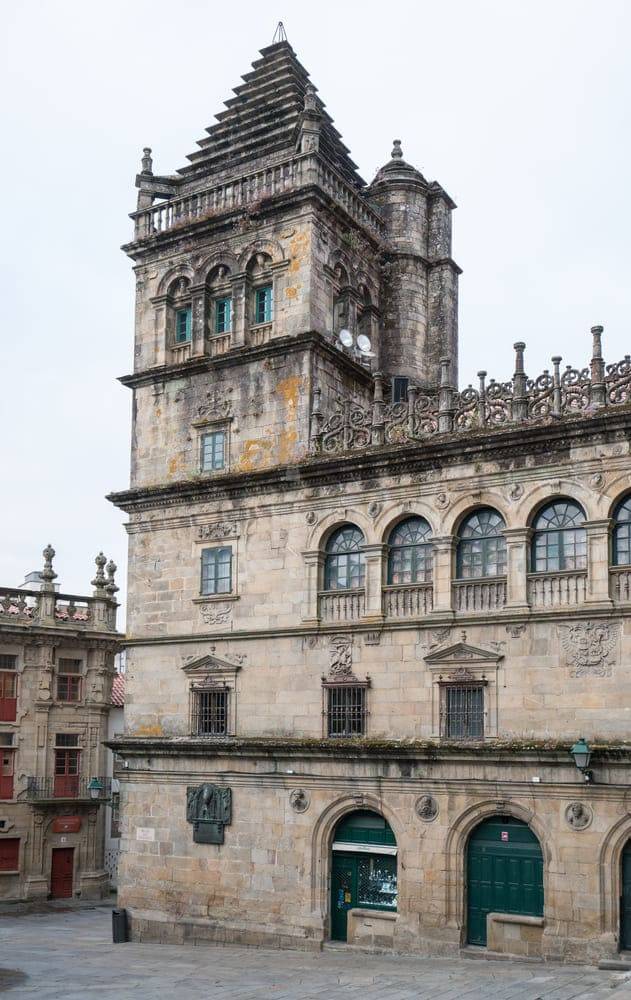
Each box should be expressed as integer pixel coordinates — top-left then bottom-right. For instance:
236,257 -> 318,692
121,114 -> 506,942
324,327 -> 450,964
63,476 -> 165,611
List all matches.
329,635 -> 353,678
559,621 -> 620,678
197,522 -> 238,541
565,801 -> 592,830
199,604 -> 232,626
415,794 -> 439,822
289,789 -> 310,813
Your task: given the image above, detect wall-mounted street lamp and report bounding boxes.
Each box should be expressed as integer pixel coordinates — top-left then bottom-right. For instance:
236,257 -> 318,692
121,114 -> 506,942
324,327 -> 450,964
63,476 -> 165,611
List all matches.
570,737 -> 593,783
88,777 -> 105,800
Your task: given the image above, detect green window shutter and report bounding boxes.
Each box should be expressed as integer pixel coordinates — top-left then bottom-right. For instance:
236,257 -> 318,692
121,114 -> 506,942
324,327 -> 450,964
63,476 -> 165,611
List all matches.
215,298 -> 232,334
176,307 -> 192,343
255,286 -> 273,324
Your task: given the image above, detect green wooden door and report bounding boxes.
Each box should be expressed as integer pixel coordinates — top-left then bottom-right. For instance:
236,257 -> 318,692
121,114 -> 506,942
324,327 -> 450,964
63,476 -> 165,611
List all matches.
330,811 -> 398,942
331,853 -> 357,941
467,816 -> 543,946
620,842 -> 631,950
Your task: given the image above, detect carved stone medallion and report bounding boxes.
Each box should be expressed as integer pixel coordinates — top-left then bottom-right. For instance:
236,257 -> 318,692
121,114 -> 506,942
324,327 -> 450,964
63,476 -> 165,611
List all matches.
289,789 -> 310,813
415,794 -> 439,822
435,492 -> 450,510
560,621 -> 620,678
565,801 -> 592,830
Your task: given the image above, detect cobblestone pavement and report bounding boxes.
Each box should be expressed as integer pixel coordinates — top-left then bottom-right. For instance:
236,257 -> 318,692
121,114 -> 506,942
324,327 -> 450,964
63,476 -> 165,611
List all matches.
1,906 -> 631,999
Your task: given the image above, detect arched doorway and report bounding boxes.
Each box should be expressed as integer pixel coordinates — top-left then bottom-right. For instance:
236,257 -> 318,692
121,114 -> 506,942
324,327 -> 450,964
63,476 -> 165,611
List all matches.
620,841 -> 631,950
466,815 -> 543,946
330,810 -> 397,942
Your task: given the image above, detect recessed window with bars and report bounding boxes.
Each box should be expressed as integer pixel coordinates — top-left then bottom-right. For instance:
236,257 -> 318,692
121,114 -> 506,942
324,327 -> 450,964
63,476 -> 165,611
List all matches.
57,659 -> 82,702
191,687 -> 229,736
441,683 -> 485,739
325,684 -> 367,738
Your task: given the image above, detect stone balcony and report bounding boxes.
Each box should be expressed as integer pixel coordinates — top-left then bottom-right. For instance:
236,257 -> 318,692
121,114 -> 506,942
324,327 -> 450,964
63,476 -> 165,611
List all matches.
610,567 -> 631,604
318,589 -> 365,623
383,584 -> 433,619
452,578 -> 507,613
527,571 -> 587,609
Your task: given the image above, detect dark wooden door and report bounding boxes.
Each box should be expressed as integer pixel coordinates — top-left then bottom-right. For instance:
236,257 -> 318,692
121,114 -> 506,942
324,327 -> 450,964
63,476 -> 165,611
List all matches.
331,853 -> 356,941
620,842 -> 631,950
467,816 -> 543,946
54,750 -> 80,798
50,847 -> 74,898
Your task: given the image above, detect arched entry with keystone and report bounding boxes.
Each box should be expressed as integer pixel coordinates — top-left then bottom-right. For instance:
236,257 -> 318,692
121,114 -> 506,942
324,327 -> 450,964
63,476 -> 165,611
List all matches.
330,810 -> 397,942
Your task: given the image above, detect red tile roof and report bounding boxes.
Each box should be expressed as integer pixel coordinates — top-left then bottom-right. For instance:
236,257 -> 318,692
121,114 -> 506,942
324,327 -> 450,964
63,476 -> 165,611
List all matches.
111,672 -> 125,707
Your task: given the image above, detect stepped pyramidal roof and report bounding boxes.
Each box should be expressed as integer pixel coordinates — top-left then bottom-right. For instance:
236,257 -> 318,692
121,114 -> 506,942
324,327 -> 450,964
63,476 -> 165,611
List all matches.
177,40 -> 365,188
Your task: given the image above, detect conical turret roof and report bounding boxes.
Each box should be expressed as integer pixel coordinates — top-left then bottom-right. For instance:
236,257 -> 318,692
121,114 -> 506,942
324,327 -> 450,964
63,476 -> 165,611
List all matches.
178,41 -> 364,188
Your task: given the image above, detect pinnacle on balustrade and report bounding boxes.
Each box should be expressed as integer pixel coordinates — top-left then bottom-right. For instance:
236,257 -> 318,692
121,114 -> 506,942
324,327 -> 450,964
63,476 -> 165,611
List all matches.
40,544 -> 57,589
391,139 -> 403,160
551,356 -> 563,418
141,147 -> 153,175
91,552 -> 107,595
105,560 -> 119,599
303,84 -> 317,112
590,325 -> 606,408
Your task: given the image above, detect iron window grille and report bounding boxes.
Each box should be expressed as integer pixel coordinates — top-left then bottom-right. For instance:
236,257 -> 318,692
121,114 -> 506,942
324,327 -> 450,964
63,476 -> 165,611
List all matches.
200,431 -> 226,472
191,687 -> 229,737
531,499 -> 587,572
440,682 -> 486,739
324,682 -> 368,738
200,546 -> 232,596
387,517 -> 433,584
324,526 -> 365,591
457,508 -> 507,579
613,495 -> 631,565
57,659 -> 82,702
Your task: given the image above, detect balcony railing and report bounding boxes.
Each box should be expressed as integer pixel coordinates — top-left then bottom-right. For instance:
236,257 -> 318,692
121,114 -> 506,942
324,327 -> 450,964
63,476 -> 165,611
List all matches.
610,567 -> 631,604
383,584 -> 433,618
25,776 -> 111,802
527,571 -> 587,609
208,333 -> 232,358
319,589 -> 365,622
246,323 -> 273,348
452,578 -> 507,613
0,587 -> 116,632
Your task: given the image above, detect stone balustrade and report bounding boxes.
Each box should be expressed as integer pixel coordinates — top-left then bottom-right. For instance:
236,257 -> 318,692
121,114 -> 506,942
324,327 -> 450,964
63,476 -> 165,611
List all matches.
208,334 -> 232,358
383,584 -> 433,619
245,323 -> 273,348
318,589 -> 365,623
527,571 -> 587,609
452,579 -> 507,613
0,587 -> 116,632
610,567 -> 631,604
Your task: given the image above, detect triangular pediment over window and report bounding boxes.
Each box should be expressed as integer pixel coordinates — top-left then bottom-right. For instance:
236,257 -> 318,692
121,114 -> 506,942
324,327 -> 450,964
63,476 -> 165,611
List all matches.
424,642 -> 503,666
182,653 -> 243,677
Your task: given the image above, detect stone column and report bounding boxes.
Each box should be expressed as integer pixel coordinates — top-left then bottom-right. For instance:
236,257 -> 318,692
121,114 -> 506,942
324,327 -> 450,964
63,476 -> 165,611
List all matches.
503,527 -> 532,610
190,283 -> 206,357
362,544 -> 386,622
302,551 -> 323,624
431,536 -> 456,616
232,273 -> 247,348
585,519 -> 613,607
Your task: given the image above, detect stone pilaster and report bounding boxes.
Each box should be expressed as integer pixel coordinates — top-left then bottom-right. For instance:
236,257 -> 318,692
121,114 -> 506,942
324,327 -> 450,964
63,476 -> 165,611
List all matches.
431,536 -> 456,616
503,527 -> 532,610
361,544 -> 386,622
302,550 -> 323,623
585,519 -> 614,607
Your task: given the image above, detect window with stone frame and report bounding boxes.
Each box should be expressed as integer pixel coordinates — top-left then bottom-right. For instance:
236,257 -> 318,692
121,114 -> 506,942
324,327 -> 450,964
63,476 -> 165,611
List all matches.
254,284 -> 273,324
54,734 -> 80,798
387,517 -> 433,584
200,546 -> 232,596
0,734 -> 15,800
200,429 -> 226,473
531,499 -> 587,573
613,495 -> 631,565
168,276 -> 193,348
190,684 -> 230,737
324,525 -> 365,591
440,680 -> 486,739
456,508 -> 507,579
56,658 -> 82,702
0,655 -> 17,722
0,838 -> 19,871
214,296 -> 232,334
324,680 -> 368,738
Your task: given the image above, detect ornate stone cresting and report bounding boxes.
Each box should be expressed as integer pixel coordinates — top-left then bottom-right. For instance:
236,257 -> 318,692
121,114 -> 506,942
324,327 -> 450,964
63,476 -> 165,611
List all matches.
559,621 -> 620,678
311,330 -> 629,455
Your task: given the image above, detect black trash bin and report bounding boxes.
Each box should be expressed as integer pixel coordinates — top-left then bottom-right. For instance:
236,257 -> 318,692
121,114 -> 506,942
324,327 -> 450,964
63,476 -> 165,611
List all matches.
112,907 -> 128,943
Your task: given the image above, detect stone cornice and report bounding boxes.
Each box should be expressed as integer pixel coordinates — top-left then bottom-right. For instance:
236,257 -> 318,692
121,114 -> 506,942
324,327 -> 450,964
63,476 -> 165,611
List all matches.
107,406 -> 631,515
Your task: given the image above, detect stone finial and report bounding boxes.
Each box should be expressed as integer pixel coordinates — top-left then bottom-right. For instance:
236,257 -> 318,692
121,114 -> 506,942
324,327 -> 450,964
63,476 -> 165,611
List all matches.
304,85 -> 317,112
92,552 -> 107,595
41,544 -> 57,587
105,560 -> 119,599
391,139 -> 403,160
591,325 -> 604,359
141,147 -> 153,175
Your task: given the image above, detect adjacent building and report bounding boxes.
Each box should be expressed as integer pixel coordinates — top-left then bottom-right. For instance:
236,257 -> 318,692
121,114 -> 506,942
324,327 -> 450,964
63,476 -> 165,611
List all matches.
109,37 -> 631,962
0,547 -> 122,901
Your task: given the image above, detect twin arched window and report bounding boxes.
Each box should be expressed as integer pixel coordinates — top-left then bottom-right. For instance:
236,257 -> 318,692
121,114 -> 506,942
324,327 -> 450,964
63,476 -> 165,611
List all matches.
457,508 -> 507,579
387,518 -> 433,584
324,526 -> 365,591
531,499 -> 586,573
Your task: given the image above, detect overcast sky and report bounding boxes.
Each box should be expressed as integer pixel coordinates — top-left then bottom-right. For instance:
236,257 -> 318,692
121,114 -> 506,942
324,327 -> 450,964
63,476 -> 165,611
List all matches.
1,0 -> 630,617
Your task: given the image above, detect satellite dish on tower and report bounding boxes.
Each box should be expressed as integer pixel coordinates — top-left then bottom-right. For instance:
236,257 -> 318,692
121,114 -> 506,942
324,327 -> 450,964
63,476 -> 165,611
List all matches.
356,334 -> 375,357
338,329 -> 353,348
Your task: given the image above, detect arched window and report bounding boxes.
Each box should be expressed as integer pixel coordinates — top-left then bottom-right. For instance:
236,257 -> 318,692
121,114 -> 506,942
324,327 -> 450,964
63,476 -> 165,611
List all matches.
387,517 -> 433,584
324,526 -> 365,591
168,277 -> 192,345
531,499 -> 586,573
613,496 -> 631,566
457,508 -> 507,579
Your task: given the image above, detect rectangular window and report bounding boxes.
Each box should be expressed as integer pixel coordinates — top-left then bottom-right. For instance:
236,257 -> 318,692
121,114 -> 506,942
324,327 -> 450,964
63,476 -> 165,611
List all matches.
200,431 -> 226,472
0,750 -> 14,800
57,659 -> 82,702
215,297 -> 232,334
443,684 -> 485,739
201,547 -> 232,596
0,838 -> 19,871
175,307 -> 192,343
54,748 -> 80,798
254,285 -> 273,324
327,685 -> 366,738
392,377 -> 409,403
55,733 -> 79,748
192,688 -> 229,736
0,657 -> 17,723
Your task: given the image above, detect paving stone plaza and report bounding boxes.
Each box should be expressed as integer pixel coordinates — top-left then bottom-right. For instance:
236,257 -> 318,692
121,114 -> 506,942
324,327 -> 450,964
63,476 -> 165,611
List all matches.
1,907 -> 631,999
